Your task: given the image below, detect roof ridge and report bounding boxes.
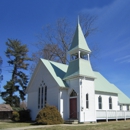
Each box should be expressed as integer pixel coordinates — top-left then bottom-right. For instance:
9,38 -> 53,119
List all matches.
40,58 -> 68,66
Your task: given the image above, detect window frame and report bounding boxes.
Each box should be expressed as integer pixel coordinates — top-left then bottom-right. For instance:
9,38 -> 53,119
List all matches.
98,96 -> 102,109
127,105 -> 129,111
38,87 -> 40,109
44,86 -> 47,106
86,93 -> 89,109
120,105 -> 122,110
41,87 -> 44,108
70,90 -> 77,97
109,97 -> 112,109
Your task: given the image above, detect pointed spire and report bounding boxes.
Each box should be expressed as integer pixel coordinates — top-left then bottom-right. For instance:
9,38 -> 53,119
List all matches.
63,18 -> 95,80
69,20 -> 91,55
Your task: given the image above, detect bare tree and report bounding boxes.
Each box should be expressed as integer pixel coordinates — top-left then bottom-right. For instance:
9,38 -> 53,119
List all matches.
31,14 -> 98,72
79,13 -> 97,38
20,100 -> 27,110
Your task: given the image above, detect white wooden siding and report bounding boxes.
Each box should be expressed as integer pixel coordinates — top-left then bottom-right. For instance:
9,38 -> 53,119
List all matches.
47,87 -> 59,108
27,91 -> 40,120
80,78 -> 96,122
67,78 -> 80,121
27,61 -> 59,121
59,89 -> 69,120
95,92 -> 119,110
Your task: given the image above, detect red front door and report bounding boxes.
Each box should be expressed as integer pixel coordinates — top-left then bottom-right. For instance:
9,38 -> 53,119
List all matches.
70,98 -> 77,119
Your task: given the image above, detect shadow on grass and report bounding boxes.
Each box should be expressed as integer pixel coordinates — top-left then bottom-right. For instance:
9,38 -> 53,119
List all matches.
5,120 -> 34,124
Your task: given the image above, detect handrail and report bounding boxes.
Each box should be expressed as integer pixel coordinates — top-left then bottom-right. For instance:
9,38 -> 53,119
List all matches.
96,110 -> 130,121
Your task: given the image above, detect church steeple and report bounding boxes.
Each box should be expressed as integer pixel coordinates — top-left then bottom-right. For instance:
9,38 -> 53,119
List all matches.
64,20 -> 95,80
69,19 -> 91,61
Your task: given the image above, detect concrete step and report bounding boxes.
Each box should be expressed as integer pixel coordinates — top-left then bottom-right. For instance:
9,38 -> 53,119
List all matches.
64,119 -> 78,124
64,121 -> 78,124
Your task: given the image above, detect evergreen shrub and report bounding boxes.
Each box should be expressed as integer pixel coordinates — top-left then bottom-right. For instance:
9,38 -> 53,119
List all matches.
12,107 -> 23,111
12,111 -> 19,121
36,105 -> 64,125
19,110 -> 31,122
12,108 -> 31,122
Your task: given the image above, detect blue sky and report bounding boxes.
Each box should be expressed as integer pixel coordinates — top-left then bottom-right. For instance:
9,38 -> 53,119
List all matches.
0,0 -> 130,103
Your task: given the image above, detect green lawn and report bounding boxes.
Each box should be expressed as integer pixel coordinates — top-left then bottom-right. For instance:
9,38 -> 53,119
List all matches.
0,121 -> 31,129
0,120 -> 130,130
27,120 -> 130,130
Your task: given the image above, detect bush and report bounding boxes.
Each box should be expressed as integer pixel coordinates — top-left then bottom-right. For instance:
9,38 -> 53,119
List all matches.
12,111 -> 20,121
12,109 -> 31,122
12,107 -> 23,111
36,105 -> 64,125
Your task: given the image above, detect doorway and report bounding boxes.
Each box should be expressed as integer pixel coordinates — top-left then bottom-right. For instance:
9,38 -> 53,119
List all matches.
69,89 -> 77,119
70,98 -> 77,119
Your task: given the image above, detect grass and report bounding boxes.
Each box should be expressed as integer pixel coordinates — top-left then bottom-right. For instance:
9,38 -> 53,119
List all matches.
0,120 -> 130,130
27,120 -> 130,130
0,120 -> 31,129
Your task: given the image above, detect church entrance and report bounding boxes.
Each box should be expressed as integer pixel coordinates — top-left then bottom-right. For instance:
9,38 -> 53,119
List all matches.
70,98 -> 77,119
69,90 -> 77,119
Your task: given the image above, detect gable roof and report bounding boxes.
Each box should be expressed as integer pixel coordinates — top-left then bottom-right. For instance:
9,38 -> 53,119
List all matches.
39,59 -> 130,104
94,72 -> 118,94
111,84 -> 130,104
41,59 -> 68,87
94,72 -> 130,104
69,22 -> 91,55
0,104 -> 13,111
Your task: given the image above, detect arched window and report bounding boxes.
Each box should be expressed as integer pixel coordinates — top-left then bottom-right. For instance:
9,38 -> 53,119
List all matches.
38,88 -> 40,109
120,105 -> 122,110
109,97 -> 112,109
41,87 -> 44,108
86,94 -> 89,109
70,90 -> 77,97
44,86 -> 47,106
98,96 -> 102,109
127,105 -> 129,111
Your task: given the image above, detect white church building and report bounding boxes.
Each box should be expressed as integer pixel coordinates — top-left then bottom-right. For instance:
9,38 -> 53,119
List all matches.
26,21 -> 130,123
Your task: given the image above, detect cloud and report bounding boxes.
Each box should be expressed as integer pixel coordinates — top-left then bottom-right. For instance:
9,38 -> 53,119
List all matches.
120,59 -> 130,64
80,1 -> 130,52
114,55 -> 130,64
80,0 -> 130,22
100,40 -> 130,58
115,55 -> 130,62
80,0 -> 130,98
77,0 -> 130,99
80,0 -> 130,66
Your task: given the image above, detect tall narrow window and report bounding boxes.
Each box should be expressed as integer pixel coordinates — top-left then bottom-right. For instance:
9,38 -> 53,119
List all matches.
38,88 -> 40,109
41,87 -> 43,108
98,96 -> 102,109
120,105 -> 122,110
109,97 -> 112,109
44,86 -> 47,106
127,105 -> 129,111
86,94 -> 89,109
